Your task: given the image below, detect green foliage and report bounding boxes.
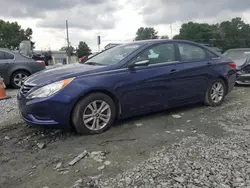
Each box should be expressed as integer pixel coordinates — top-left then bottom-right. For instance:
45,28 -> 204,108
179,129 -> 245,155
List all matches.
160,35 -> 169,39
77,41 -> 91,58
135,27 -> 159,41
0,20 -> 35,50
60,46 -> 75,55
174,17 -> 250,51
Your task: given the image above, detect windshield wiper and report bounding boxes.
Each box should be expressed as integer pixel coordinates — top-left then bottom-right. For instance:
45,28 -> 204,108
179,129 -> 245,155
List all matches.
84,62 -> 104,66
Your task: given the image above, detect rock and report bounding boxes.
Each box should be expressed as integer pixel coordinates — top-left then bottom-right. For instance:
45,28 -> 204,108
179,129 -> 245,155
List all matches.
75,170 -> 80,173
172,114 -> 182,119
37,143 -> 46,149
98,165 -> 105,171
187,120 -> 191,122
165,131 -> 171,133
90,151 -> 106,163
104,161 -> 111,166
173,177 -> 185,183
125,177 -> 132,185
55,162 -> 62,169
68,150 -> 88,166
135,123 -> 143,127
31,165 -> 37,169
191,130 -> 197,133
4,136 -> 11,140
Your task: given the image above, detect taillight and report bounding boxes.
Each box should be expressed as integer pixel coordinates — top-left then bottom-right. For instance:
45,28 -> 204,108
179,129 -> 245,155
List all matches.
229,62 -> 236,69
38,61 -> 46,66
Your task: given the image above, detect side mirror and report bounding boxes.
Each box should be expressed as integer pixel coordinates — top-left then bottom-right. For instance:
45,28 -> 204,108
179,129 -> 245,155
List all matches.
128,59 -> 149,68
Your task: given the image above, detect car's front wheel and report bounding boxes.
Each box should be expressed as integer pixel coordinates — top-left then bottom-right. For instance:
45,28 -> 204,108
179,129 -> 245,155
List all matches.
72,93 -> 116,134
205,78 -> 226,106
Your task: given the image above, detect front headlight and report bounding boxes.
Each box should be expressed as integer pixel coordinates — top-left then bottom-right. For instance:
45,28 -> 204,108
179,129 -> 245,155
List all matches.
27,77 -> 75,99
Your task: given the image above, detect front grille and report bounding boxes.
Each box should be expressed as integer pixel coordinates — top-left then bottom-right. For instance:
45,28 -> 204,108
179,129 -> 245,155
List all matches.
20,84 -> 34,95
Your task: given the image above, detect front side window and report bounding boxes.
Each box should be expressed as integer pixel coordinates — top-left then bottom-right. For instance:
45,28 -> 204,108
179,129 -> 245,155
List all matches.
84,43 -> 144,66
133,43 -> 176,65
4,52 -> 14,59
178,43 -> 207,61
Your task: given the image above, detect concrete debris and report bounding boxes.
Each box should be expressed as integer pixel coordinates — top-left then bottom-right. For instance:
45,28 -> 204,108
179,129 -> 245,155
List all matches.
4,136 -> 11,140
68,150 -> 88,166
104,161 -> 111,166
135,123 -> 143,127
173,176 -> 185,183
172,114 -> 182,119
97,165 -> 105,171
90,151 -> 106,163
55,162 -> 62,169
37,143 -> 46,149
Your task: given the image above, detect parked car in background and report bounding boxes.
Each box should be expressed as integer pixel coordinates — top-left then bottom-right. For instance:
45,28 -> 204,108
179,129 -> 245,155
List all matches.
0,48 -> 46,88
223,48 -> 250,85
18,40 -> 236,135
79,56 -> 88,63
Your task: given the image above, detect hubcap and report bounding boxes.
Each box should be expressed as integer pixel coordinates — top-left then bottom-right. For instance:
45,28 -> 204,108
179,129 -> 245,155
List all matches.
14,73 -> 28,87
83,100 -> 111,131
210,82 -> 224,103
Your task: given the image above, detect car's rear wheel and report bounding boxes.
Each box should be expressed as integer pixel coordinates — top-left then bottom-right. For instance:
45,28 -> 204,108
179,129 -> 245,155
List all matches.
10,71 -> 30,89
72,93 -> 116,134
205,78 -> 226,106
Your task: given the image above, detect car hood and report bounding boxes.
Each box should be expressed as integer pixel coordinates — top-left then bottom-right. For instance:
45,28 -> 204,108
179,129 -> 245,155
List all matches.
25,63 -> 105,86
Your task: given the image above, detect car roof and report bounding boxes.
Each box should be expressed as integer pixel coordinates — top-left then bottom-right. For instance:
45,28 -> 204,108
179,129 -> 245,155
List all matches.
121,39 -> 199,45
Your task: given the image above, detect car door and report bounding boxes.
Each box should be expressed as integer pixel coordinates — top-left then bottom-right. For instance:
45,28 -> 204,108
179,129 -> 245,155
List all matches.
117,42 -> 181,115
0,50 -> 15,82
165,42 -> 217,106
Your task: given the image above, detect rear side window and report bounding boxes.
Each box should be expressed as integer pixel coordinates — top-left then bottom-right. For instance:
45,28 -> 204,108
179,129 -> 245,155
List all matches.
0,51 -> 4,60
4,52 -> 14,59
206,50 -> 219,58
178,43 -> 207,61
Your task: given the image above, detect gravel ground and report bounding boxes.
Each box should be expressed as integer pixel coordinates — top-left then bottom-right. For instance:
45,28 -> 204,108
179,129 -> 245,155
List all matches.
1,86 -> 250,188
0,89 -> 22,128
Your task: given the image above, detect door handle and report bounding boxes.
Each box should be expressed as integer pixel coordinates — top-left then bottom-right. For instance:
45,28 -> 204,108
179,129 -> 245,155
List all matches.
207,62 -> 213,66
170,69 -> 179,73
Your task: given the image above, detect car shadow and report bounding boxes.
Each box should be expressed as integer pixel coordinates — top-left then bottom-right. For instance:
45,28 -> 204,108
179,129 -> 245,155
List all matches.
115,102 -> 204,127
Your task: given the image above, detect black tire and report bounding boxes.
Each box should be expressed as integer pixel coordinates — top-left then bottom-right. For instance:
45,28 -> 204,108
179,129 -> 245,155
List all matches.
205,78 -> 227,106
72,93 -> 116,135
10,70 -> 30,89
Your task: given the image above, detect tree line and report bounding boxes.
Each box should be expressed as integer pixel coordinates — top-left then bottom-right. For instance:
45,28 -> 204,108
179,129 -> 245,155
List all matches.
1,17 -> 250,56
135,17 -> 250,51
0,19 -> 91,58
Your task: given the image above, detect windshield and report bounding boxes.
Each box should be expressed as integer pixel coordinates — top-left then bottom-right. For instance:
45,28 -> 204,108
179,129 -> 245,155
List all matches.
223,49 -> 250,60
84,43 -> 144,65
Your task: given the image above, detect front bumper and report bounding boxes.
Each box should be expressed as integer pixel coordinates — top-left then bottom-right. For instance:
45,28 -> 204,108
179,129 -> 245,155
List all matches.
17,91 -> 73,129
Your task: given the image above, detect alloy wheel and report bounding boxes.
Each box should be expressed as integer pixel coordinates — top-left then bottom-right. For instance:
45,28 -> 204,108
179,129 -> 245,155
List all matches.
83,100 -> 111,131
14,73 -> 28,87
210,82 -> 224,103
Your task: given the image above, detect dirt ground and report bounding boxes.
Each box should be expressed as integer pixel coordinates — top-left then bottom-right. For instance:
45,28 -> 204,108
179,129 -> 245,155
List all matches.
0,86 -> 250,188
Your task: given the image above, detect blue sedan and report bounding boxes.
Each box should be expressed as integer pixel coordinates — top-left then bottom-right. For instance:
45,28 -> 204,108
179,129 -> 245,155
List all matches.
17,40 -> 236,134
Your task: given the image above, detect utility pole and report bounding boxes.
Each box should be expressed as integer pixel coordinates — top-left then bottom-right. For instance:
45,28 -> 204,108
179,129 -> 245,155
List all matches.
170,24 -> 173,39
66,20 -> 70,64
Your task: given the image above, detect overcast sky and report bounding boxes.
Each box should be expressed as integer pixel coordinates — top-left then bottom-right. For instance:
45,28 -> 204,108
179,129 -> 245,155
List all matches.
1,0 -> 250,52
